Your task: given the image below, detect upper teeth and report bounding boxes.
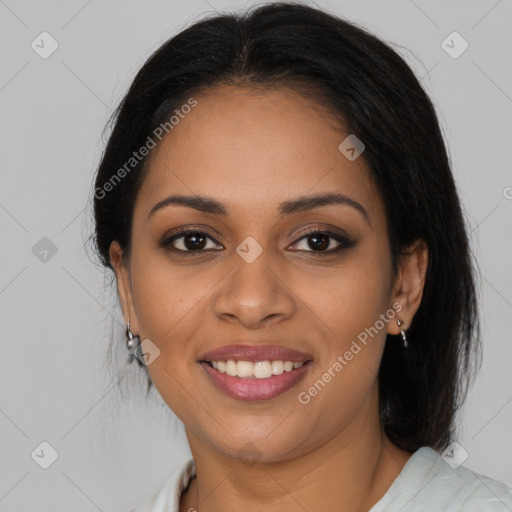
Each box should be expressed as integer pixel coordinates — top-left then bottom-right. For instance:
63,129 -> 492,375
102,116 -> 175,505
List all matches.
210,360 -> 305,378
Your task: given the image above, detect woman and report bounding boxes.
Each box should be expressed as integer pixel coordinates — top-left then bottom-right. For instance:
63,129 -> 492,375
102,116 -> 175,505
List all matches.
92,2 -> 512,511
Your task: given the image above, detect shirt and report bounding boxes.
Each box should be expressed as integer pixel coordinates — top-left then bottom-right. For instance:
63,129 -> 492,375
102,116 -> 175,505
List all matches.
129,446 -> 512,511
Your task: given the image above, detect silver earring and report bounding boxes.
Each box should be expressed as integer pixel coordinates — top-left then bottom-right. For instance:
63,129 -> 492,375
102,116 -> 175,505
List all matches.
126,318 -> 140,364
397,319 -> 408,348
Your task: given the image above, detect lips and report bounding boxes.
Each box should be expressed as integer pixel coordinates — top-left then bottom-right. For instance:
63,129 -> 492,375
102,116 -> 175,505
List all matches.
198,344 -> 313,363
198,344 -> 314,401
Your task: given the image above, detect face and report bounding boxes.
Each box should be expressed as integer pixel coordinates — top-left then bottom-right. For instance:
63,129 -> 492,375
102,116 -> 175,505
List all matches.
110,85 -> 425,463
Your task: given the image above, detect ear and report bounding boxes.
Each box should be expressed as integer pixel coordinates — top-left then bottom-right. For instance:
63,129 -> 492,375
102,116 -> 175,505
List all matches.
109,240 -> 140,334
387,238 -> 428,335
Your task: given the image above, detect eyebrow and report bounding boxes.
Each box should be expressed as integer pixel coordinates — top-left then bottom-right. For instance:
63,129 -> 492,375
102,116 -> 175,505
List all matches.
148,192 -> 369,223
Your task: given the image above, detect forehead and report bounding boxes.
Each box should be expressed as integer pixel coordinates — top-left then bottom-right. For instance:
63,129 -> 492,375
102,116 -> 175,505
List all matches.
135,85 -> 384,227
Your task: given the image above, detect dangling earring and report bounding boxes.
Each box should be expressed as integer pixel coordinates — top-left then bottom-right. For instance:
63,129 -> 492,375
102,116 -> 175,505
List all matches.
126,318 -> 140,364
397,319 -> 408,348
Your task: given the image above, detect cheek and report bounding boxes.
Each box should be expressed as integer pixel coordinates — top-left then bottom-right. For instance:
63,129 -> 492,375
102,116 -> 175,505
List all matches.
300,244 -> 392,392
306,248 -> 392,344
293,259 -> 391,428
127,249 -> 214,418
128,246 -> 213,361
130,239 -> 207,317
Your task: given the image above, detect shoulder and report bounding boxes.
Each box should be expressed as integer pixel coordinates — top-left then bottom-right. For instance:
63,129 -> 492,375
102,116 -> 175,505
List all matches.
375,446 -> 512,511
428,450 -> 512,511
127,457 -> 196,512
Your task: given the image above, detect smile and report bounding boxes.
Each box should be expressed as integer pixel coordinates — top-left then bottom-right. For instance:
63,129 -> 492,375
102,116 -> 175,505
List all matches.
197,344 -> 314,401
205,359 -> 306,378
200,359 -> 313,401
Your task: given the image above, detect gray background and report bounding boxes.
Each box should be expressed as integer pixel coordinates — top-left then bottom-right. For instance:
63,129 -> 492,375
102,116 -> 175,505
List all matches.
1,0 -> 511,510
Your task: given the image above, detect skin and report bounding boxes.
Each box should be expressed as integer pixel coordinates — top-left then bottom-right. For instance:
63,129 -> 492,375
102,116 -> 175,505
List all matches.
110,85 -> 428,512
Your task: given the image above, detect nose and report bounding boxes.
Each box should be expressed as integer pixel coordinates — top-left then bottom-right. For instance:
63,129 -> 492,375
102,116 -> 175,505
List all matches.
212,248 -> 295,329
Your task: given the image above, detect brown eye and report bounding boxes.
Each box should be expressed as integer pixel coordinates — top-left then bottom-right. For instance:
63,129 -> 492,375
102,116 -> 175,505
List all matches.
289,229 -> 355,254
304,232 -> 331,251
180,231 -> 207,250
161,229 -> 222,254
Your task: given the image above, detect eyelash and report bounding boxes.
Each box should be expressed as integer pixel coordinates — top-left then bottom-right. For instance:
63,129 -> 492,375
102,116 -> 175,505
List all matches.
159,227 -> 355,257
